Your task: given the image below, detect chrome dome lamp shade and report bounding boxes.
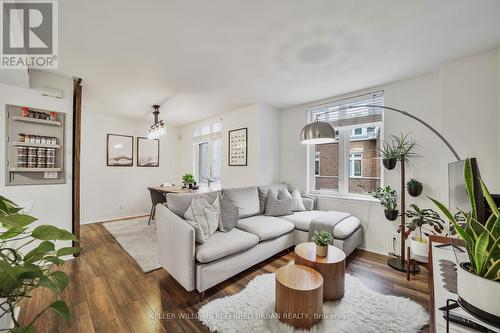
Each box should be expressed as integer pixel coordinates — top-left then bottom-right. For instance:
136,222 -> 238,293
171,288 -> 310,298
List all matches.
300,120 -> 336,144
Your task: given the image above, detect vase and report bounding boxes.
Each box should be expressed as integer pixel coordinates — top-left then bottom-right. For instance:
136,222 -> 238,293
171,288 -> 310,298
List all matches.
457,262 -> 500,325
383,158 -> 397,170
316,245 -> 328,257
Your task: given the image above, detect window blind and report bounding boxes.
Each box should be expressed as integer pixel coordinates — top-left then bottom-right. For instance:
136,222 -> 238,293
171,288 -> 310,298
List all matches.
308,91 -> 384,128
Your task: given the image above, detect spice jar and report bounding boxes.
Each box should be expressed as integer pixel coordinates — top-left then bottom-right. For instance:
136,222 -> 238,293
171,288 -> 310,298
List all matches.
18,133 -> 25,142
49,112 -> 57,121
21,107 -> 29,117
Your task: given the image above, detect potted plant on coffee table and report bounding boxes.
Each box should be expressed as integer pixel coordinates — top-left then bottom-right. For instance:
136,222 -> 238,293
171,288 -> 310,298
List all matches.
404,204 -> 445,258
312,230 -> 333,257
407,178 -> 423,197
431,158 -> 499,325
371,186 -> 399,221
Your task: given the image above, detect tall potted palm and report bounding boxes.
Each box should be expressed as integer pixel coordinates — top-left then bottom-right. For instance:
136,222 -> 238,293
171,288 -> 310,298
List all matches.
431,158 -> 499,324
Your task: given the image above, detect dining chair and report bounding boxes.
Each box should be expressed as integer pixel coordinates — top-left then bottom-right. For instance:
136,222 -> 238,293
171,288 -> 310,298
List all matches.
148,188 -> 166,225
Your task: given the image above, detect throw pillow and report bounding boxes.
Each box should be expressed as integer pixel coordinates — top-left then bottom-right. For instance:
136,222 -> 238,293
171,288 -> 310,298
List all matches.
219,194 -> 239,232
265,189 -> 292,216
289,188 -> 306,212
184,196 -> 221,243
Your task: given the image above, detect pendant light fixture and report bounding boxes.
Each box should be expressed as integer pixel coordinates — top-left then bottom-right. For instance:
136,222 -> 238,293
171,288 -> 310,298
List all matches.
148,104 -> 166,139
300,116 -> 336,144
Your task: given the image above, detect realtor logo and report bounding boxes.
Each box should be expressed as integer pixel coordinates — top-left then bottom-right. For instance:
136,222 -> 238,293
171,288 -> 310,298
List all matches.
1,0 -> 58,68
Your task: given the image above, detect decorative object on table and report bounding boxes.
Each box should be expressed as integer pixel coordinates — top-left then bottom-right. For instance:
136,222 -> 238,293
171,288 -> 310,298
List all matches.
137,137 -> 159,167
0,195 -> 79,332
371,186 -> 399,221
147,105 -> 166,139
107,134 -> 133,166
404,204 -> 445,258
199,272 -> 428,333
407,178 -> 423,197
431,158 -> 500,325
275,265 -> 323,330
311,230 -> 333,257
228,127 -> 247,166
295,242 -> 346,301
181,173 -> 196,188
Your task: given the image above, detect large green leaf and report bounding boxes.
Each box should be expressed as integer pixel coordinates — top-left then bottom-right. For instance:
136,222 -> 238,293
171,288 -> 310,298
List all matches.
0,227 -> 24,239
24,241 -> 55,263
484,259 -> 500,280
430,198 -> 474,248
49,300 -> 70,326
463,158 -> 477,219
56,247 -> 80,257
48,271 -> 69,292
481,237 -> 500,276
43,256 -> 65,265
0,214 -> 37,229
480,179 -> 499,218
32,225 -> 77,241
10,326 -> 36,333
474,231 -> 489,274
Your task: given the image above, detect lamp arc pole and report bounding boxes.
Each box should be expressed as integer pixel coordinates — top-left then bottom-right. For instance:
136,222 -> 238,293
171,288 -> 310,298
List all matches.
347,105 -> 461,161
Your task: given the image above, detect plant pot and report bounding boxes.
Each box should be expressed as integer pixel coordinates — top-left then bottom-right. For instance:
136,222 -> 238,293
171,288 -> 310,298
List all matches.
188,183 -> 193,189
409,237 -> 428,260
383,158 -> 397,170
384,209 -> 399,221
407,183 -> 423,197
316,245 -> 328,257
457,262 -> 500,325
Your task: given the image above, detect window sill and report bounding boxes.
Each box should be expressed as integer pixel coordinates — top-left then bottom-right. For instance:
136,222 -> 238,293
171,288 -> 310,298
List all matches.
309,192 -> 380,203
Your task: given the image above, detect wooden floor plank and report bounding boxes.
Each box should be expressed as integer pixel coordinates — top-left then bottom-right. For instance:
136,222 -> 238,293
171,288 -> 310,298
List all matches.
19,221 -> 431,332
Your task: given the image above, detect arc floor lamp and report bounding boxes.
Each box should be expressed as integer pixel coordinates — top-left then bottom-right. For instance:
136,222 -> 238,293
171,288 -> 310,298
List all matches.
300,104 -> 461,272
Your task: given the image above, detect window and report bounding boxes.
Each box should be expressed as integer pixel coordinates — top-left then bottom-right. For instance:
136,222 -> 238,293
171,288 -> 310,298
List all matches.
308,91 -> 383,196
193,121 -> 222,184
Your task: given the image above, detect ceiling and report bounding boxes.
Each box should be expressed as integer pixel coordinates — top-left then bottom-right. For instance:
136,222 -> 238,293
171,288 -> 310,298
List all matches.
53,0 -> 500,126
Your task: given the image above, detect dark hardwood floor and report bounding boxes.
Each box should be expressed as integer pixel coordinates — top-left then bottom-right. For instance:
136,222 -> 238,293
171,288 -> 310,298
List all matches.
19,221 -> 430,332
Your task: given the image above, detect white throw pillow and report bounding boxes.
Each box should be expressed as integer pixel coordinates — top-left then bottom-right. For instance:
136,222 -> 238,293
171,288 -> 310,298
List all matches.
289,188 -> 306,212
184,196 -> 221,243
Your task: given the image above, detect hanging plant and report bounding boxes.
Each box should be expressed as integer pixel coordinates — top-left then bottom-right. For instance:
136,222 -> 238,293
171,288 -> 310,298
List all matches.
407,178 -> 423,197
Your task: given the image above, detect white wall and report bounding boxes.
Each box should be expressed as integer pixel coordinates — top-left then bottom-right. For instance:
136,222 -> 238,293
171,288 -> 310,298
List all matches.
80,112 -> 181,223
178,104 -> 280,188
280,48 -> 500,255
0,71 -> 73,247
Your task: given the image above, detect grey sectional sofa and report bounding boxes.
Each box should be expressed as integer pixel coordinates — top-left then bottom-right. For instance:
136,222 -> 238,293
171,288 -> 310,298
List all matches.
156,183 -> 363,294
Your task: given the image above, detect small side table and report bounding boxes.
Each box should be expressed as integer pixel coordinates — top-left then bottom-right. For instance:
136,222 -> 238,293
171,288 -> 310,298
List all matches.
275,264 -> 323,329
295,242 -> 346,301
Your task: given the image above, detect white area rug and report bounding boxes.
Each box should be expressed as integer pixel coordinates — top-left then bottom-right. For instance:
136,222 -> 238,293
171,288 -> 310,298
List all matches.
103,219 -> 160,273
199,272 -> 428,333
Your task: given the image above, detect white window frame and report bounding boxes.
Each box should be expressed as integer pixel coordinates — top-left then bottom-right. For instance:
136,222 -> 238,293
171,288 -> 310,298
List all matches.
308,122 -> 383,199
349,152 -> 363,177
193,121 -> 222,185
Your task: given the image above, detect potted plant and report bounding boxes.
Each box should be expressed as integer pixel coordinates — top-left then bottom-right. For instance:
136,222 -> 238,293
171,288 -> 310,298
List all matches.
391,133 -> 419,164
312,230 -> 333,257
404,204 -> 445,258
0,195 -> 80,332
407,178 -> 423,197
182,173 -> 196,189
371,186 -> 399,221
431,158 -> 499,324
380,141 -> 398,170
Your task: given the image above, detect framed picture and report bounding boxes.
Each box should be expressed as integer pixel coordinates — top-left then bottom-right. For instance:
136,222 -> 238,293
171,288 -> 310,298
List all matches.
137,137 -> 160,167
107,134 -> 133,166
228,127 -> 247,166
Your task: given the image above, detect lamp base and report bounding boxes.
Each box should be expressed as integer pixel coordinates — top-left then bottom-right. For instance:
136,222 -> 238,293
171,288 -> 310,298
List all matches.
387,257 -> 420,273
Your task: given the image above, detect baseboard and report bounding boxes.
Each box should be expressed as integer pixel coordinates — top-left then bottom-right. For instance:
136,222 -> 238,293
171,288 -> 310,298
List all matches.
357,245 -> 392,257
82,213 -> 149,224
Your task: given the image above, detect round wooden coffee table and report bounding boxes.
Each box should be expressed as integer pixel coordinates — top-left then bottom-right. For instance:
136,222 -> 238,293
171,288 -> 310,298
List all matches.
275,264 -> 323,329
295,242 -> 346,301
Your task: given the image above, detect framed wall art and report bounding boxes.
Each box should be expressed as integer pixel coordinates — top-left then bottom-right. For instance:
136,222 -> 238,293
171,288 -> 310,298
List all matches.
228,127 -> 247,166
107,134 -> 133,166
137,137 -> 160,167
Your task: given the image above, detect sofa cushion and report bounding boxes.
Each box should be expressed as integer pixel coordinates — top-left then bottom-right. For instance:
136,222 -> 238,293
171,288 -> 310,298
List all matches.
333,216 -> 362,239
195,228 -> 259,263
257,183 -> 289,214
184,196 -> 220,243
167,191 -> 220,218
289,188 -> 306,212
222,186 -> 260,218
237,215 -> 295,241
281,210 -> 326,231
219,195 -> 239,232
264,189 -> 292,216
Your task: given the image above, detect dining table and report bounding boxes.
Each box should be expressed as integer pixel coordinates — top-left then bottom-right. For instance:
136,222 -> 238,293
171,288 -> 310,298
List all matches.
148,184 -> 220,195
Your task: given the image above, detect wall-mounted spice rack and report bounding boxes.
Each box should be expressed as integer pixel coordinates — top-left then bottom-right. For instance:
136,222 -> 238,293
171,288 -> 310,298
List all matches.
5,104 -> 66,185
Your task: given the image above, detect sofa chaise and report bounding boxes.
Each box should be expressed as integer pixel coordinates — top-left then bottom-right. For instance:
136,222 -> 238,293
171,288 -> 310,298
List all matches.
156,183 -> 363,296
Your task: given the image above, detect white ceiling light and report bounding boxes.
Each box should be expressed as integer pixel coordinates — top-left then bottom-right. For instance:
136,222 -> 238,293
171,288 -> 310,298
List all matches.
148,105 -> 166,139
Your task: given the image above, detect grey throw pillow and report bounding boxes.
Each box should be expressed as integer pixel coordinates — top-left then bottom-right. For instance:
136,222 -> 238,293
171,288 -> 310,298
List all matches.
184,196 -> 221,243
265,189 -> 292,216
219,195 -> 239,232
290,188 -> 306,212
